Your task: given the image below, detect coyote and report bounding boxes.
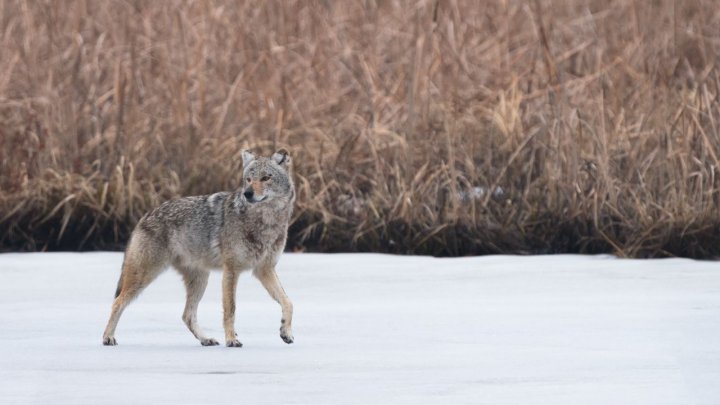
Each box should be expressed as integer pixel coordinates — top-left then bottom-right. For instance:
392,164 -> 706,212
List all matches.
102,149 -> 295,347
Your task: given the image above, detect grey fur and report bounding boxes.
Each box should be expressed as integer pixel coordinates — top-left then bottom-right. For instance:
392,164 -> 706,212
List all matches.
102,149 -> 295,347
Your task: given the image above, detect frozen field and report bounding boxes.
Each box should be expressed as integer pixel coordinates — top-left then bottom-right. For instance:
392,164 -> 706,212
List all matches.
0,252 -> 718,404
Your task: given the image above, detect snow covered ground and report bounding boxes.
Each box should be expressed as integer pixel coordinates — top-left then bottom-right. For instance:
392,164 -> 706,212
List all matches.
0,253 -> 718,404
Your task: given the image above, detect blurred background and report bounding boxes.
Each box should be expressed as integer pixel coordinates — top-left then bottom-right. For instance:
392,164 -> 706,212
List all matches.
1,0 -> 719,257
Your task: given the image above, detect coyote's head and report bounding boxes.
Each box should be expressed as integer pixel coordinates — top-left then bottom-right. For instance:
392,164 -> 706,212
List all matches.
241,149 -> 294,204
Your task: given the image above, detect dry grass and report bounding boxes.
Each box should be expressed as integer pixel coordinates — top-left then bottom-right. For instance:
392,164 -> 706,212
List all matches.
1,0 -> 720,257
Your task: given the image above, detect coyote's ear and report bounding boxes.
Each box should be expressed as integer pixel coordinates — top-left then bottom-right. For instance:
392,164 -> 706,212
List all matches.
242,150 -> 256,167
272,149 -> 291,168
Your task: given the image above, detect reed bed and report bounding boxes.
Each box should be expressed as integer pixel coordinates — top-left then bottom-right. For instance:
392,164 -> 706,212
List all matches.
1,0 -> 720,257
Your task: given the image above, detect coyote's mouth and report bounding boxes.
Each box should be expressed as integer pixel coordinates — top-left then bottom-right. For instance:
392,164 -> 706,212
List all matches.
247,195 -> 267,204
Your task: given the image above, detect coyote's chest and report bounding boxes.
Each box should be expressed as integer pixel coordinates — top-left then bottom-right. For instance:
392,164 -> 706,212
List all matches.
220,204 -> 290,268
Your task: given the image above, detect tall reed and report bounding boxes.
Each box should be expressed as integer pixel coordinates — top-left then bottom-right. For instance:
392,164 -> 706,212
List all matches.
1,0 -> 719,257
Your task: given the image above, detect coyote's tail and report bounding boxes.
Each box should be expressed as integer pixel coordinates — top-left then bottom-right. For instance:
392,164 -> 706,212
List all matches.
114,259 -> 126,298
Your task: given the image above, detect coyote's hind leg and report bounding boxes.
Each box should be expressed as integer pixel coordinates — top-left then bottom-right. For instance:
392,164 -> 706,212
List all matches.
103,256 -> 166,345
177,266 -> 218,346
103,285 -> 140,346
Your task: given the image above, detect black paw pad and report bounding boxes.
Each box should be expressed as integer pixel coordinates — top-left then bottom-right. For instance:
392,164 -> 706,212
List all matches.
226,340 -> 243,348
201,338 -> 220,346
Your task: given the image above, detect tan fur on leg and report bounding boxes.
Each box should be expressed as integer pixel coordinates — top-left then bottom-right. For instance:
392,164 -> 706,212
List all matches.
178,267 -> 217,346
255,264 -> 294,344
102,239 -> 168,345
223,264 -> 242,347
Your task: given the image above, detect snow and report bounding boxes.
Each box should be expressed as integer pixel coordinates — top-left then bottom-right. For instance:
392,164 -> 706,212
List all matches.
0,252 -> 719,404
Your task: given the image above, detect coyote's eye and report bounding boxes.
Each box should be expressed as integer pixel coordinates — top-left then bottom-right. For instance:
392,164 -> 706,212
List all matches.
246,177 -> 251,183
261,175 -> 271,182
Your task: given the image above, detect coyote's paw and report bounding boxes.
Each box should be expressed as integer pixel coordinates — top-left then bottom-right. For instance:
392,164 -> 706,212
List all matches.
200,338 -> 219,346
103,336 -> 117,346
280,328 -> 294,344
226,339 -> 243,348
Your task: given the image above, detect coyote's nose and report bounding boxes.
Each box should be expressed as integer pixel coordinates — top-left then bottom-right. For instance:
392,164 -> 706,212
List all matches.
243,189 -> 254,200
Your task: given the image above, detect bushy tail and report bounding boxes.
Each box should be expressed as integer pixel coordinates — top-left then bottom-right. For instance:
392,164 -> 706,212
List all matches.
114,259 -> 126,298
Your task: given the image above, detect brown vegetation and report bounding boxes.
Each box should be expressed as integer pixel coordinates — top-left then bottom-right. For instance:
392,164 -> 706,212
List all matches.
1,0 -> 720,257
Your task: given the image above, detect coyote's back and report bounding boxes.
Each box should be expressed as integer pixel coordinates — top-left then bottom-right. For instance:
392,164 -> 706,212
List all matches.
103,149 -> 296,347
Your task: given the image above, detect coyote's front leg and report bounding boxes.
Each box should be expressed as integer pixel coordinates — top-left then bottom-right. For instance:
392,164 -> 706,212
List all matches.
255,262 -> 294,344
222,264 -> 243,347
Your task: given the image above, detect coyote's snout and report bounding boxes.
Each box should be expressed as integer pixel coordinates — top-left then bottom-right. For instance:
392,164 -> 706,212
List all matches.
102,149 -> 295,347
